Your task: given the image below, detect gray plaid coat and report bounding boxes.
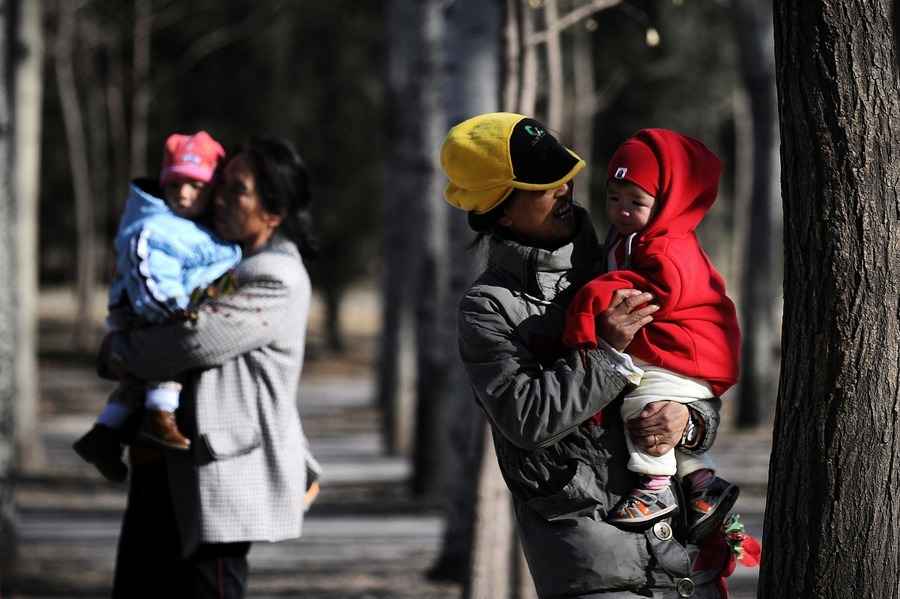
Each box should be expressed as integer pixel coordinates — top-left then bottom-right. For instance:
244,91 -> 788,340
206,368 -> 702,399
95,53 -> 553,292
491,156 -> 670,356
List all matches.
110,234 -> 320,554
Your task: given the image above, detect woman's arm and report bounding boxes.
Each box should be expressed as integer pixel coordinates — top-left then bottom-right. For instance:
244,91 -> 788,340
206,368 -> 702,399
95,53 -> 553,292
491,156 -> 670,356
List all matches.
459,292 -> 645,451
103,253 -> 305,381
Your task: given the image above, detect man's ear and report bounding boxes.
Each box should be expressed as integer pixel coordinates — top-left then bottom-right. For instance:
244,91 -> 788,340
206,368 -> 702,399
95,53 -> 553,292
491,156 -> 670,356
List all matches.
498,212 -> 512,227
265,212 -> 285,229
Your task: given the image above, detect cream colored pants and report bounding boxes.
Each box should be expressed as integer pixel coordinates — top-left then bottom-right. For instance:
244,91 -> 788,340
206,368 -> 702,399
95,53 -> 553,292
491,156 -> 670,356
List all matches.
621,362 -> 716,477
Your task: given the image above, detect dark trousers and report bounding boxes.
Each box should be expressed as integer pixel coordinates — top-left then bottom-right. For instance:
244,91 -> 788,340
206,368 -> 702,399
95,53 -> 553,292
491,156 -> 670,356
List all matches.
112,461 -> 251,599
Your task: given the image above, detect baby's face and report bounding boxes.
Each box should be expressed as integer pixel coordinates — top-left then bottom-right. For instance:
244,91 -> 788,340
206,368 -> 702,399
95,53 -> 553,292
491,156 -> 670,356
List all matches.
164,177 -> 211,219
606,179 -> 656,235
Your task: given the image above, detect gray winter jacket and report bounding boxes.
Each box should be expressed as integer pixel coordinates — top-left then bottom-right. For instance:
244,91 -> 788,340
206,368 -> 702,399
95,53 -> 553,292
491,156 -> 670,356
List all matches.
108,235 -> 319,555
458,214 -> 722,598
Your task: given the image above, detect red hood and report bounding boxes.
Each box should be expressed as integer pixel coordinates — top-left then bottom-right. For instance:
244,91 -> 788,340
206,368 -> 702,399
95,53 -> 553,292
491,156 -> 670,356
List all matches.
633,129 -> 722,240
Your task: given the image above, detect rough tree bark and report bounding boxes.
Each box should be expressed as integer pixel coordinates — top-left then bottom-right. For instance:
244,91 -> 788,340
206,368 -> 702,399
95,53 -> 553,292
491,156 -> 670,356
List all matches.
760,2 -> 900,597
732,0 -> 780,428
13,0 -> 42,470
0,0 -> 17,571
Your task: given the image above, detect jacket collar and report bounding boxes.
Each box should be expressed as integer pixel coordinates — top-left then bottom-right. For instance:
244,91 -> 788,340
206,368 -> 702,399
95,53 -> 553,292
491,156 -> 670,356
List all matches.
487,207 -> 600,301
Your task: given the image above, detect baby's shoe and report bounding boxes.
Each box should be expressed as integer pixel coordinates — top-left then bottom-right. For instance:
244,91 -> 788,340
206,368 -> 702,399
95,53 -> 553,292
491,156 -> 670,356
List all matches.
685,476 -> 740,542
73,424 -> 128,483
139,409 -> 191,451
608,485 -> 679,527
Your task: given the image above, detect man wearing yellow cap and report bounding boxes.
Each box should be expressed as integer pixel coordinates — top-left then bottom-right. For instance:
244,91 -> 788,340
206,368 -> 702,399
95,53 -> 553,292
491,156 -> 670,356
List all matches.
443,113 -> 725,598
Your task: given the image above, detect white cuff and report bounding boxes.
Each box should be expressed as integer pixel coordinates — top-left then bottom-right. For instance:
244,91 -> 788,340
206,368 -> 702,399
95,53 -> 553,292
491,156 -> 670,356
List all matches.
597,338 -> 644,386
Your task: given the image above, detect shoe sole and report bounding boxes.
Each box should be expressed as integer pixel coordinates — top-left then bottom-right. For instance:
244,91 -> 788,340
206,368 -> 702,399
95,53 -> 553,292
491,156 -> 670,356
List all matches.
689,484 -> 740,542
608,502 -> 680,526
137,431 -> 191,452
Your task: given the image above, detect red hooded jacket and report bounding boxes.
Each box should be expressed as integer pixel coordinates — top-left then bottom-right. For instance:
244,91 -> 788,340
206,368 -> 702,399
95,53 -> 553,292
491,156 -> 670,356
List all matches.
562,129 -> 741,396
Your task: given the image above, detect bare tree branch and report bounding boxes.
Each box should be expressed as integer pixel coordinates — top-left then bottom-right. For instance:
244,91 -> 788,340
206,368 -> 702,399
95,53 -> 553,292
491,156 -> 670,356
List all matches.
527,0 -> 622,46
175,3 -> 286,76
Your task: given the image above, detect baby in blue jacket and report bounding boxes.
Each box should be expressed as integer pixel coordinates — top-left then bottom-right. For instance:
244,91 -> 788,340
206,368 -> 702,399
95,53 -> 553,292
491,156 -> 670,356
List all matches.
74,131 -> 241,482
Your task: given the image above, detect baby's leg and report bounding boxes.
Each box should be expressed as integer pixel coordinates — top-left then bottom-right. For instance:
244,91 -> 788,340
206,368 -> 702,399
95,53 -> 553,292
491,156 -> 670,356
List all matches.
95,380 -> 141,429
145,380 -> 182,413
675,437 -> 739,542
73,383 -> 138,482
606,394 -> 679,526
140,380 -> 190,450
620,394 -> 678,478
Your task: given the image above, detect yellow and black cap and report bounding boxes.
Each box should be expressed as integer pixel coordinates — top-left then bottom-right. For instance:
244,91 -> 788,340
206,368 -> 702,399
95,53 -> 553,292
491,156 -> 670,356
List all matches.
440,112 -> 585,214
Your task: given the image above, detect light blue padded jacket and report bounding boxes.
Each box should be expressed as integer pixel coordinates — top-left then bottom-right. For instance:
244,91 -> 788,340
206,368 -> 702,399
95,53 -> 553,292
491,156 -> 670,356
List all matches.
108,179 -> 241,322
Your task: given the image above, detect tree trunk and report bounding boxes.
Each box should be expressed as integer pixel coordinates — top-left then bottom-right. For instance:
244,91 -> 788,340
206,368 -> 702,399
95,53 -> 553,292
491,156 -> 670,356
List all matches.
732,0 -> 780,428
519,3 -> 537,115
82,23 -> 112,280
0,0 -> 17,570
465,429 -> 514,599
323,285 -> 345,354
543,0 -> 563,133
502,0 -> 520,112
435,0 -> 503,584
379,0 -> 440,457
410,0 -> 448,497
571,22 -> 595,205
760,3 -> 900,597
54,1 -> 97,351
13,0 -> 42,470
130,0 -> 151,178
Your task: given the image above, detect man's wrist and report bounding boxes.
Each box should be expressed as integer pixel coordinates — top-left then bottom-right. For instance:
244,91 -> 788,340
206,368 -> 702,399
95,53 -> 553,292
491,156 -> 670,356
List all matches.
680,411 -> 701,448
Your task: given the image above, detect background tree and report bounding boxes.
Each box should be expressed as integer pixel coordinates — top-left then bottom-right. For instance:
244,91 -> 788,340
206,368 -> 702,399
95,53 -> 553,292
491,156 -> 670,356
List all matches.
379,0 -> 443,458
0,0 -> 18,572
435,0 -> 503,590
731,0 -> 780,428
759,2 -> 900,597
13,0 -> 43,469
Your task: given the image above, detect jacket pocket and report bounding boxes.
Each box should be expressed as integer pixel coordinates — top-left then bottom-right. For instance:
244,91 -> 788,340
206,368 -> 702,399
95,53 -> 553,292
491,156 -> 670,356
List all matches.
525,460 -> 605,521
202,428 -> 262,460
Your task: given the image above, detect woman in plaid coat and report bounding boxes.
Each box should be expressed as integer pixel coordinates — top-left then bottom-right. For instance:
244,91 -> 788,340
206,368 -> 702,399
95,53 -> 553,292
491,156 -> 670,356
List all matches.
101,137 -> 320,599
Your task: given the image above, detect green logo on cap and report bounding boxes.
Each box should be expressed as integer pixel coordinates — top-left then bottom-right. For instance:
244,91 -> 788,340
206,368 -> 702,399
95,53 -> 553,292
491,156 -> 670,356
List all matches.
524,124 -> 545,139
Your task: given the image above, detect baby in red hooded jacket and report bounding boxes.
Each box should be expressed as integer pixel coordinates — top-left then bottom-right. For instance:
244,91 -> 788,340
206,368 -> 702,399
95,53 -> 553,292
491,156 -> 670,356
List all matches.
563,129 -> 741,539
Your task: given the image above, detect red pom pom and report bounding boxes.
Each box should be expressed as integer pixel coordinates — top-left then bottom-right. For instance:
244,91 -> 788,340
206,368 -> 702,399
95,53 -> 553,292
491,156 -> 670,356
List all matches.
738,535 -> 761,567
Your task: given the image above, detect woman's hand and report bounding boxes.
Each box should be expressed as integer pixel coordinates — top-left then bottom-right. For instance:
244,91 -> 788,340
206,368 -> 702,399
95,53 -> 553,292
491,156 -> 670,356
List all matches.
627,401 -> 689,457
597,289 -> 659,352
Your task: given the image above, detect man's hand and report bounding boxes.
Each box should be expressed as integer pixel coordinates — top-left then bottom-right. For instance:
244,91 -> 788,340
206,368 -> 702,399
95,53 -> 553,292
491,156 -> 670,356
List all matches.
597,289 -> 659,352
627,401 -> 689,457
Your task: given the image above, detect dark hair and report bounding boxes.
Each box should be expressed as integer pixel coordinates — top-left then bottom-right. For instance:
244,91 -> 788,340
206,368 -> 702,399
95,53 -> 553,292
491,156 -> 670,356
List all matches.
238,137 -> 318,257
466,199 -> 509,248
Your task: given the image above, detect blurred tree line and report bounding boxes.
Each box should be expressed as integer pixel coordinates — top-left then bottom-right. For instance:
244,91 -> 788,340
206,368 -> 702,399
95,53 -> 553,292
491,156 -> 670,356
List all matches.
0,0 -> 783,584
40,0 -> 385,353
30,0 -> 780,492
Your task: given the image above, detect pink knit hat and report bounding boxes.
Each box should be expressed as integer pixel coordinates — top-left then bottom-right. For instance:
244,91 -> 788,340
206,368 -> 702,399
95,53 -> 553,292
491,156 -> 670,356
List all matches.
160,131 -> 225,186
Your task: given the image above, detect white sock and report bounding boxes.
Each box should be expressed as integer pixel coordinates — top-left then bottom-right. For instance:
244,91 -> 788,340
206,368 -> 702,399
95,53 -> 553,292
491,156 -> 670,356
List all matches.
97,401 -> 133,429
145,382 -> 182,412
